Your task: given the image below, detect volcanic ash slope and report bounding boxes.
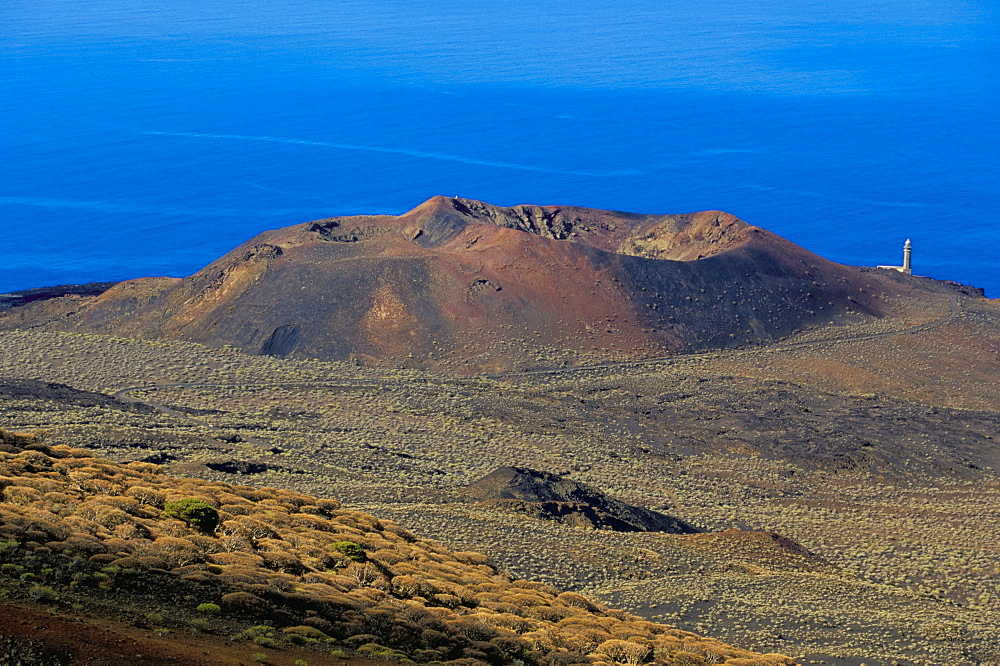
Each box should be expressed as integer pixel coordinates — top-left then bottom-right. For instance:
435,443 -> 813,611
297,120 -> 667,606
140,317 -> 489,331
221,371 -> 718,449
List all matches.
1,196 -> 901,371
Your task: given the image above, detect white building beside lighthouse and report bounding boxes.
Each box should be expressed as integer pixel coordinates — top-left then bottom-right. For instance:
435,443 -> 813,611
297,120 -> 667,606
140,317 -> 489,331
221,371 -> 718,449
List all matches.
878,239 -> 912,275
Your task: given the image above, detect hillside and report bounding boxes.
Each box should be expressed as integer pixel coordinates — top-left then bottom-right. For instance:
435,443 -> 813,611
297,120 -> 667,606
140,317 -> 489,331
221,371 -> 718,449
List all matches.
0,292 -> 998,663
1,197 -> 997,664
0,278 -> 1000,666
0,428 -> 794,665
0,197 -> 907,372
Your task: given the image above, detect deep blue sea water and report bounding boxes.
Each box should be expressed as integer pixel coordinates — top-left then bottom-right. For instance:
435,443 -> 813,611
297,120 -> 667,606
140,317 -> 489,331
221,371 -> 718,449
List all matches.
2,1 -> 998,296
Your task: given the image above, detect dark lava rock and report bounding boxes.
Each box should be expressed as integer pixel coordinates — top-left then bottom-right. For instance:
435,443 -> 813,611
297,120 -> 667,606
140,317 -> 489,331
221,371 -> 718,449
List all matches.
0,282 -> 118,312
0,378 -> 155,414
137,452 -> 176,465
465,466 -> 699,533
204,460 -> 271,475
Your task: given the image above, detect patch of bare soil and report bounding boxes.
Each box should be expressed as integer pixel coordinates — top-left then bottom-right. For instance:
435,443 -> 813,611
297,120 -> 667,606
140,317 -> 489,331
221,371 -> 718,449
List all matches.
0,600 -> 379,665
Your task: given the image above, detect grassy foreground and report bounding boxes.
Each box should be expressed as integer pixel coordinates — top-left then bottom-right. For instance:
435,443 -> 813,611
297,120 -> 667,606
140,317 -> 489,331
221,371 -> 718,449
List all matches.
0,428 -> 792,665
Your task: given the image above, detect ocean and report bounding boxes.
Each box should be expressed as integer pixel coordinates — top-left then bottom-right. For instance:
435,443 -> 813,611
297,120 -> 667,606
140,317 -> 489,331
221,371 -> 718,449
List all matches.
2,0 -> 997,296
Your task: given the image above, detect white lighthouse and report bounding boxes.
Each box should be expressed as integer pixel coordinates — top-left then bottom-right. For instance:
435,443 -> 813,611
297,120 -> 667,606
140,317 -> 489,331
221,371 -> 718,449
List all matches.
878,239 -> 913,275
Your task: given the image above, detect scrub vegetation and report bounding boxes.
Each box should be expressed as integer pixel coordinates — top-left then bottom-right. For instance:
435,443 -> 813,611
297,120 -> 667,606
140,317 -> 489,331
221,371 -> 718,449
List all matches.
0,290 -> 997,664
0,429 -> 791,665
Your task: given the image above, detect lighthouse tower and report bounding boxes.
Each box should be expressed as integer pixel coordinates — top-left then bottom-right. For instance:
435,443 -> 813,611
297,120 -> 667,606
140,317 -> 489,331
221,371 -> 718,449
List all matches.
877,239 -> 913,274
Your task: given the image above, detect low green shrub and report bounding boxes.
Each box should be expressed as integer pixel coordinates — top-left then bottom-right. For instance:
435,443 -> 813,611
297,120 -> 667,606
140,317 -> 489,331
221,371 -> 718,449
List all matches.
237,624 -> 283,648
330,541 -> 366,562
356,642 -> 414,662
163,498 -> 219,533
197,602 -> 221,615
188,617 -> 211,632
28,584 -> 58,603
283,625 -> 333,645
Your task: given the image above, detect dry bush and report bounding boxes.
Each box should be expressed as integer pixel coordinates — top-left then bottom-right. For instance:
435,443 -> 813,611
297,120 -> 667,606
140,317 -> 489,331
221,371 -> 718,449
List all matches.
221,590 -> 271,616
314,497 -> 342,513
346,562 -> 386,588
40,491 -> 74,514
135,555 -> 169,569
391,574 -> 423,598
353,587 -> 390,604
61,513 -> 118,537
92,495 -> 148,516
218,516 -> 277,541
181,534 -> 221,556
102,536 -> 139,554
289,512 -> 335,532
297,581 -> 343,598
382,522 -> 418,542
11,477 -> 63,494
558,591 -> 603,612
668,651 -> 708,665
509,591 -> 548,608
272,489 -> 313,508
215,566 -> 271,589
123,462 -> 161,475
112,522 -> 151,540
82,478 -> 125,496
124,485 -> 165,507
293,543 -> 336,568
219,503 -> 251,517
453,550 -> 490,566
447,617 -> 497,643
325,574 -> 361,591
19,515 -> 69,541
209,551 -> 265,567
218,533 -> 253,553
4,486 -> 43,505
217,491 -> 254,505
427,593 -> 463,608
90,506 -> 133,530
228,486 -> 274,502
0,429 -> 42,447
46,533 -> 107,556
139,536 -> 202,568
479,611 -> 531,634
260,549 -> 306,574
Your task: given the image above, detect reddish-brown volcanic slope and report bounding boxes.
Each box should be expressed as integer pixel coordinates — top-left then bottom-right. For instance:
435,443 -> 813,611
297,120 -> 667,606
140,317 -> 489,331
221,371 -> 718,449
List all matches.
0,601 -> 386,665
1,197 -> 901,370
